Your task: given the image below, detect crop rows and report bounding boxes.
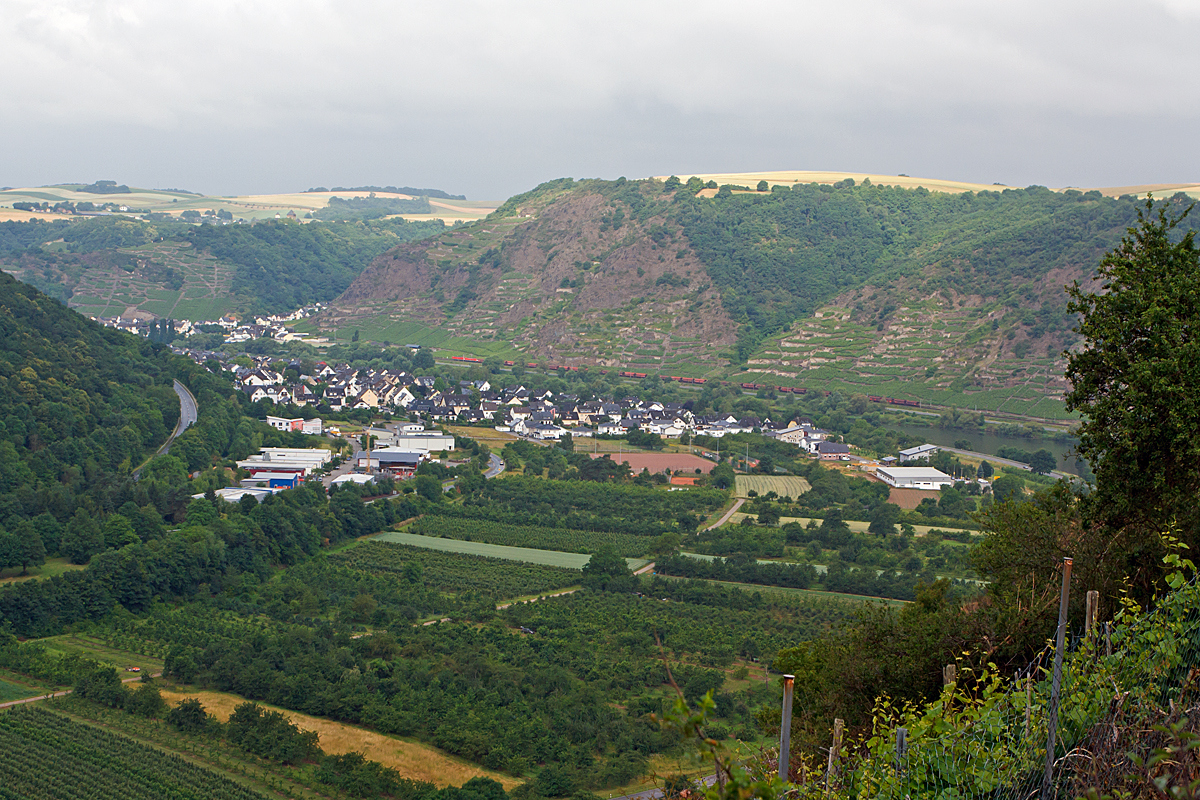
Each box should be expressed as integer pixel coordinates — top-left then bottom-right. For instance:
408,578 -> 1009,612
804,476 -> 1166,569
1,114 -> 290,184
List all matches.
333,541 -> 581,598
0,705 -> 267,800
410,516 -> 650,558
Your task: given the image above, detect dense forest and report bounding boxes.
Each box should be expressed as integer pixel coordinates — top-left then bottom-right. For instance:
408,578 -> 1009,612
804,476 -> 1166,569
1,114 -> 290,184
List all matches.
0,214 -> 447,315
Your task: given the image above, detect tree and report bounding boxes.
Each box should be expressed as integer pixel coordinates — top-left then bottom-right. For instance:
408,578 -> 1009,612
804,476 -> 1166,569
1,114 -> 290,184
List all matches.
756,180 -> 768,192
167,697 -> 212,732
62,509 -> 104,564
13,521 -> 45,574
412,349 -> 435,369
976,460 -> 994,479
992,473 -> 1025,502
1065,198 -> 1200,557
868,502 -> 901,536
1028,449 -> 1056,475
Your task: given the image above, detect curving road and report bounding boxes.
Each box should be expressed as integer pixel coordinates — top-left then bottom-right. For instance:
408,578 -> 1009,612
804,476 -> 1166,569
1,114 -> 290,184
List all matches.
133,380 -> 197,479
170,380 -> 198,442
485,453 -> 505,479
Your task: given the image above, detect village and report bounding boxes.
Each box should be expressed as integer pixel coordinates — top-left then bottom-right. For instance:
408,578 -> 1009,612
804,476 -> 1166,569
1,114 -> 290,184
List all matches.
176,346 -> 971,504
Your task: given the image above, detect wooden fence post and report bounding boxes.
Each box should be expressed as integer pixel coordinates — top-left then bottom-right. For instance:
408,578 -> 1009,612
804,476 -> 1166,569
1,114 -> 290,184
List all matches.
943,663 -> 957,687
1086,590 -> 1099,636
825,718 -> 844,793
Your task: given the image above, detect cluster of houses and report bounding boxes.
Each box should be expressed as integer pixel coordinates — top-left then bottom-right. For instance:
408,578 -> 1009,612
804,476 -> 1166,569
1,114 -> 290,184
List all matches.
219,358 -> 851,456
96,307 -> 325,345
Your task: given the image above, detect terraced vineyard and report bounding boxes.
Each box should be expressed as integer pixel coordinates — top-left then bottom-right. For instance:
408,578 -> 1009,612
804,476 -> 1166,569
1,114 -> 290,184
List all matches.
747,300 -> 1074,419
410,516 -> 652,558
0,705 -> 268,800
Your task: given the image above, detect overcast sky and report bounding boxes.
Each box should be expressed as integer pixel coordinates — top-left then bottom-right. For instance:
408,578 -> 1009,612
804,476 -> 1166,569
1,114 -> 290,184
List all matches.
3,0 -> 1198,200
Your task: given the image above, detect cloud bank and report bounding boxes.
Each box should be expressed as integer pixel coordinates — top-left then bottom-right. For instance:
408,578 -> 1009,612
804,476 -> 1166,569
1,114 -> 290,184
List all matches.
2,0 -> 1197,198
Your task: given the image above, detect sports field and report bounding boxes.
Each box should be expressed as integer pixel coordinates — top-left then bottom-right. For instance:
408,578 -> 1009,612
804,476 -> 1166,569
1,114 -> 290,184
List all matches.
734,475 -> 811,498
372,530 -> 649,571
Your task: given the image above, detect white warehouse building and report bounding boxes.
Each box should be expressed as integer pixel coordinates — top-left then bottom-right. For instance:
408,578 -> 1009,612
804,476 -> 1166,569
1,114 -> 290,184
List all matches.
876,466 -> 955,490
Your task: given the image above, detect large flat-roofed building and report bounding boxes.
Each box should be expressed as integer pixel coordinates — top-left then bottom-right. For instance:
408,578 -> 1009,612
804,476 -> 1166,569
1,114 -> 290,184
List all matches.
898,444 -> 940,463
876,466 -> 955,490
237,447 -> 332,478
392,433 -> 455,453
357,451 -> 422,476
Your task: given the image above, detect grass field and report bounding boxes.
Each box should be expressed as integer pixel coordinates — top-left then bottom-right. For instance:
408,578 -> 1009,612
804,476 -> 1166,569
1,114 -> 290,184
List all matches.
0,557 -> 85,584
733,475 -> 812,498
155,686 -> 519,789
0,676 -> 41,703
372,530 -> 649,571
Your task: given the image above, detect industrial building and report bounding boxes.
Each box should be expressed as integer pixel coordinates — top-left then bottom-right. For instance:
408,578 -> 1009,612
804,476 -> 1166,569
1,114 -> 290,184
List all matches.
875,466 -> 955,490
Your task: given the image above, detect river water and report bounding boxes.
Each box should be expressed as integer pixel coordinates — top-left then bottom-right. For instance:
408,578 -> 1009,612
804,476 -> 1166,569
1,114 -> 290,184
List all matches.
885,420 -> 1092,478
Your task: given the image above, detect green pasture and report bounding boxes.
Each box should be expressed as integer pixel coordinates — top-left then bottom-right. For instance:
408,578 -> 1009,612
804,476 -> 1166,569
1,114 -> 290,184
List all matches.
372,530 -> 649,571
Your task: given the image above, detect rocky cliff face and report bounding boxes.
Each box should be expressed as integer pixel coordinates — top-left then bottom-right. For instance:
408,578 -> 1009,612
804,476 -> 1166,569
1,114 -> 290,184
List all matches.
329,180 -> 738,370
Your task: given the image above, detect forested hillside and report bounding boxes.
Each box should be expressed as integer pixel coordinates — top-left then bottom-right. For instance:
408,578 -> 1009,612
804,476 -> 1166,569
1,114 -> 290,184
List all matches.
0,271 -> 179,524
324,176 -> 1192,414
0,215 -> 446,318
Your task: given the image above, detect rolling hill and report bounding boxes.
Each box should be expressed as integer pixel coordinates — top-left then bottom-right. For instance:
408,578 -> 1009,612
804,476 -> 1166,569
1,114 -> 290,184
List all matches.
316,173 -> 1199,418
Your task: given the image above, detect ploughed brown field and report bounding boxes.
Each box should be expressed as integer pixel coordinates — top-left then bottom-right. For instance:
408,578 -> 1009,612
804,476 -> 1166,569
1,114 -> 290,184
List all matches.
591,452 -> 714,474
888,487 -> 942,509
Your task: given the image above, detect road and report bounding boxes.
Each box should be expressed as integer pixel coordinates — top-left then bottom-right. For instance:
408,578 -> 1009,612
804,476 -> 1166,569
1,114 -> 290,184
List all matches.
171,380 -> 198,441
936,446 -> 1074,481
485,452 -> 505,478
132,380 -> 197,479
320,441 -> 362,488
705,498 -> 745,531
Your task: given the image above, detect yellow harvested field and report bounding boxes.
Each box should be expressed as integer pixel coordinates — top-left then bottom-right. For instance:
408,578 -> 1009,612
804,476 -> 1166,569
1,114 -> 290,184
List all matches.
657,170 -> 1007,194
655,171 -> 1200,200
734,475 -> 811,498
157,687 -> 520,789
0,209 -> 62,222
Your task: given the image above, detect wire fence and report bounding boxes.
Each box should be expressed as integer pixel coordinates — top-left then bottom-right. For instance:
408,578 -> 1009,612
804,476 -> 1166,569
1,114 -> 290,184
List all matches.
788,571 -> 1200,799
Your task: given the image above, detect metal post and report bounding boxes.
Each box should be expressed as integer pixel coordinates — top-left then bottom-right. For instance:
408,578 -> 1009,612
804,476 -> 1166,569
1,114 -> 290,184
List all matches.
1105,621 -> 1112,658
1043,556 -> 1073,797
894,726 -> 908,778
943,664 -> 957,687
779,674 -> 795,782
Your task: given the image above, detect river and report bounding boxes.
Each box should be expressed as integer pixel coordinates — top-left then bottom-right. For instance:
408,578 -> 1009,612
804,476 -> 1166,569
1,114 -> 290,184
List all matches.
885,420 -> 1092,478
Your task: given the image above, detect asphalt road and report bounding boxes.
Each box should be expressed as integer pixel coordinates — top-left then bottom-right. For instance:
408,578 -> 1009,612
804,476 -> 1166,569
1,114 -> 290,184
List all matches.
133,380 -> 197,479
936,445 -> 1073,481
171,379 -> 198,440
485,452 -> 505,478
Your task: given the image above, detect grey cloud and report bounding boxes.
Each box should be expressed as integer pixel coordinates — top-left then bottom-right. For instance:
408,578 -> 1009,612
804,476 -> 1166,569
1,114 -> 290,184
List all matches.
1,0 -> 1197,198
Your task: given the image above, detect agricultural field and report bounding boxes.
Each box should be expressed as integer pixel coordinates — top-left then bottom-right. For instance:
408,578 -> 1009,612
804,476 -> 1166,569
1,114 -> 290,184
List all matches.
734,475 -> 812,499
367,532 -> 649,572
656,170 -> 1011,195
336,539 -> 590,592
594,452 -> 714,474
0,705 -> 269,800
409,516 -> 652,558
152,687 -> 519,789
